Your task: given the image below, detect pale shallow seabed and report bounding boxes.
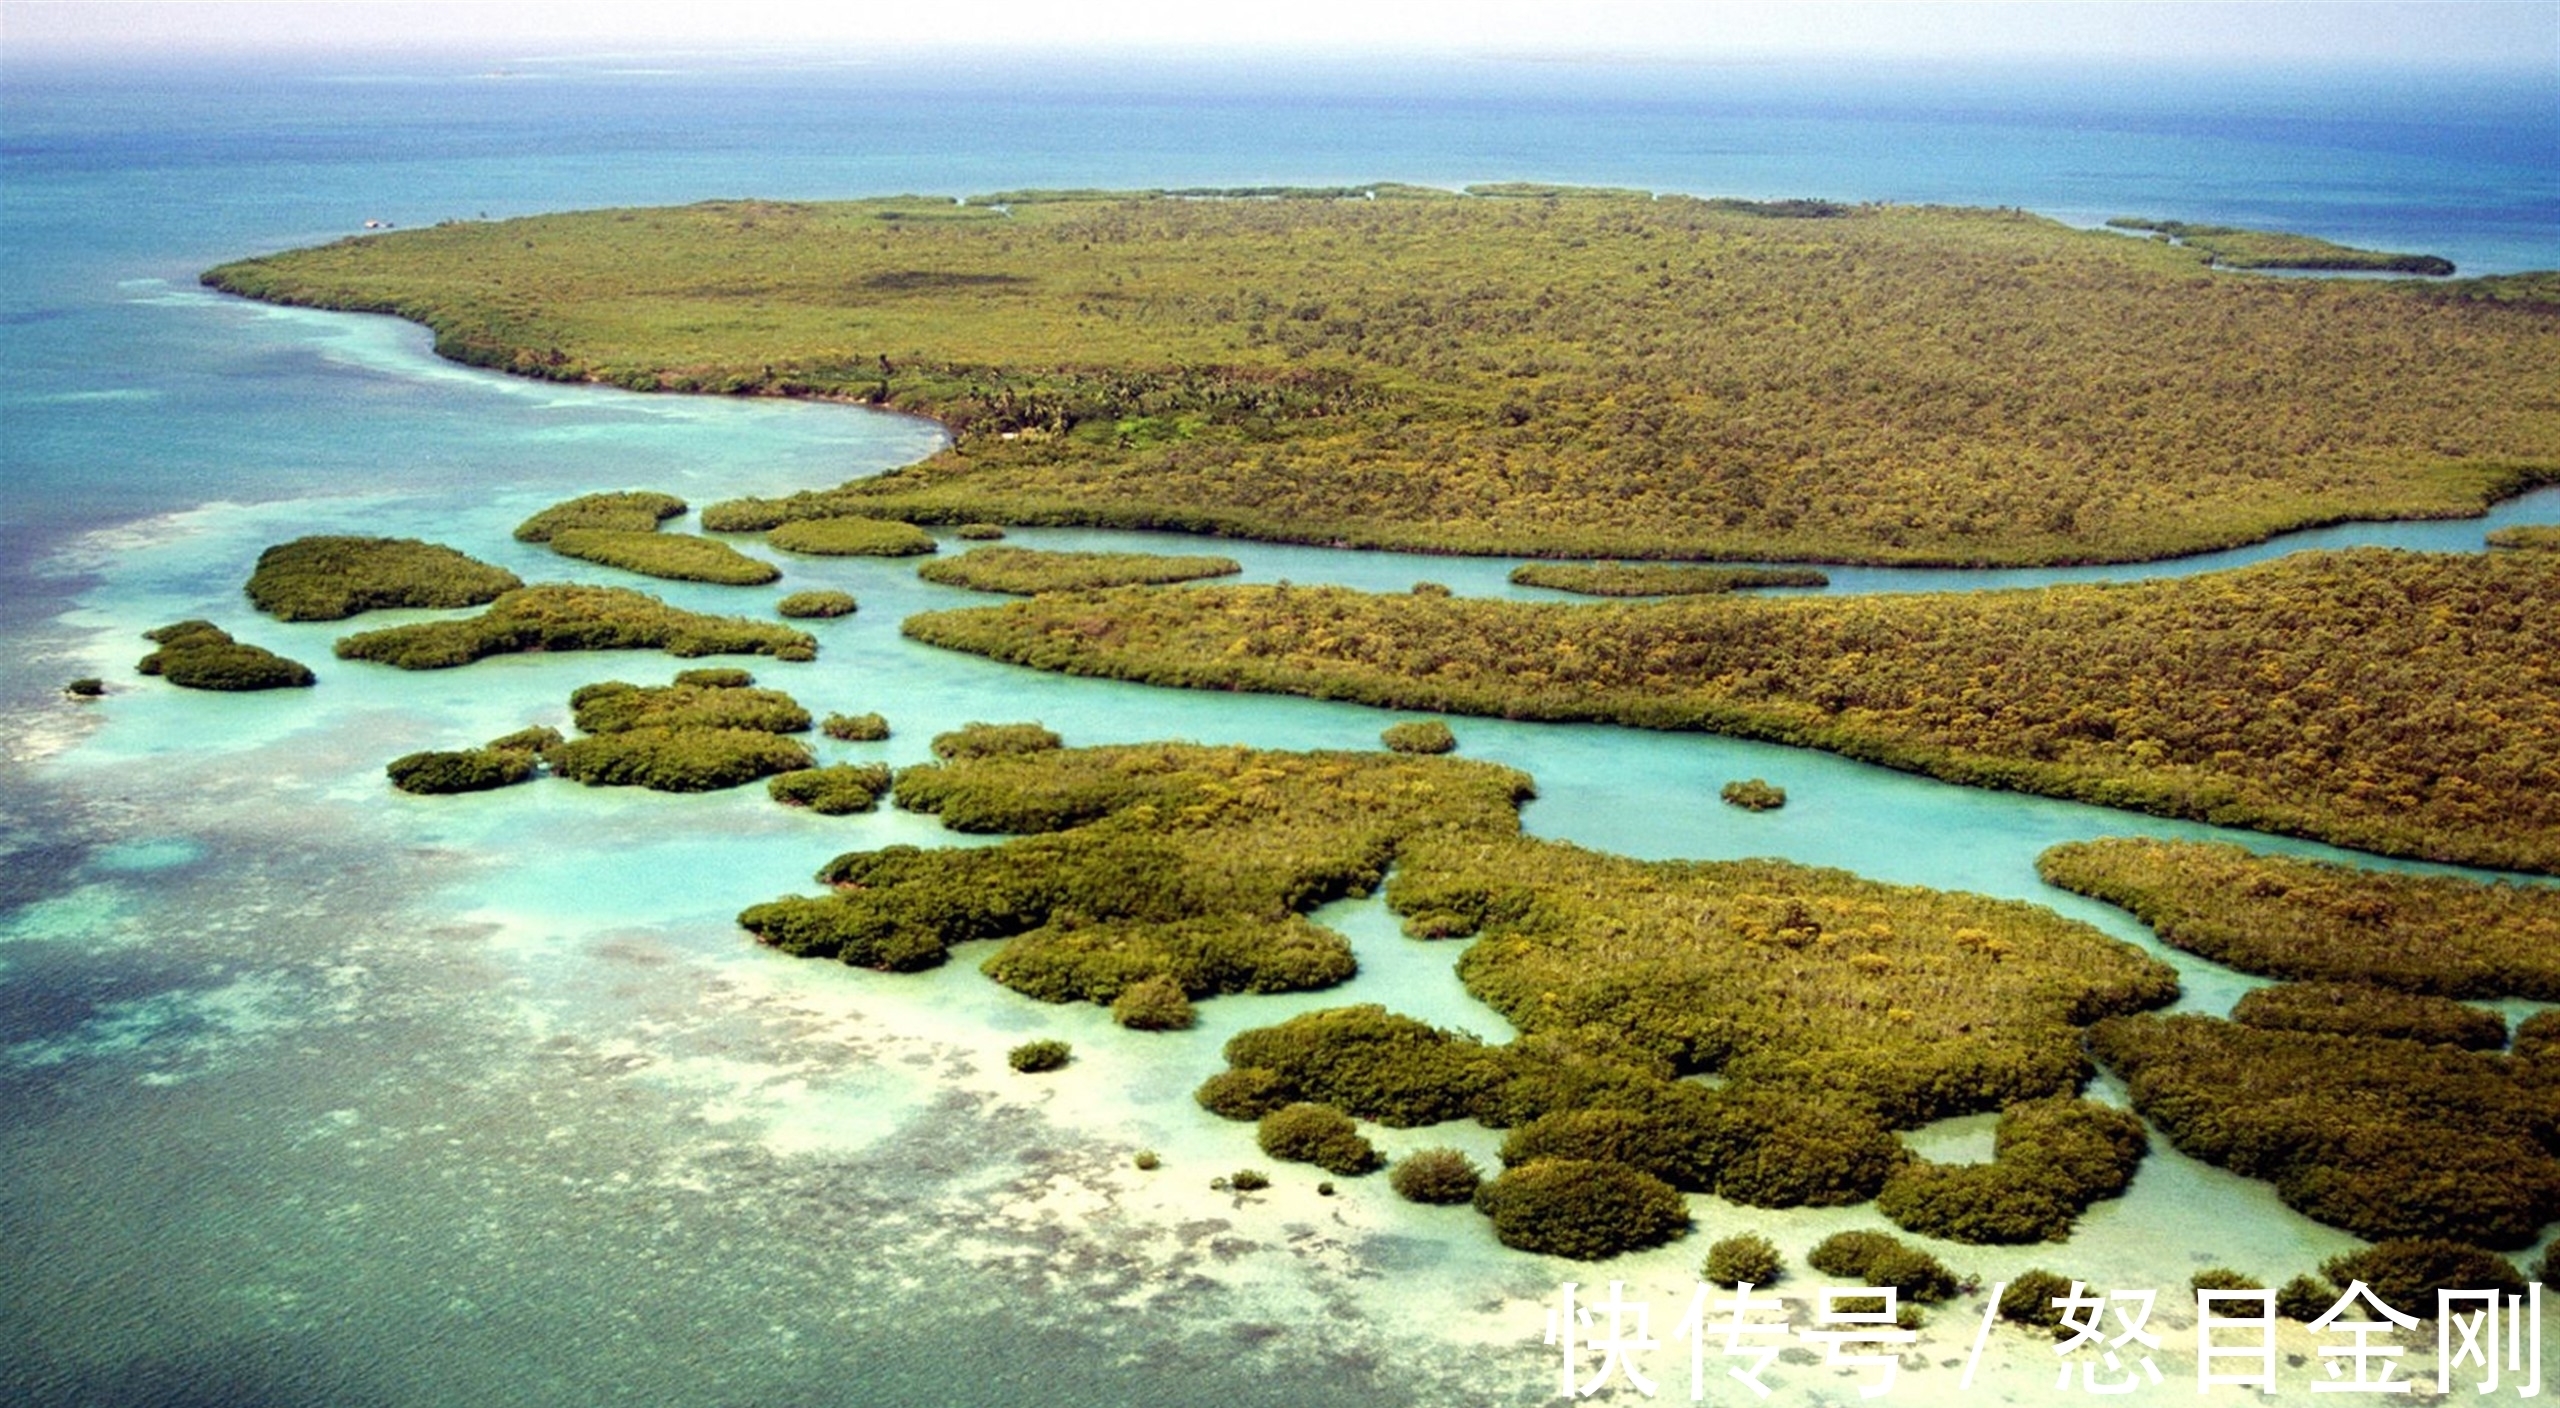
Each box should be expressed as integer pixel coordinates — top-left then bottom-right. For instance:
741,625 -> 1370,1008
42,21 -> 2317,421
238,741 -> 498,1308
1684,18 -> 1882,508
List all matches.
6,51 -> 2557,1408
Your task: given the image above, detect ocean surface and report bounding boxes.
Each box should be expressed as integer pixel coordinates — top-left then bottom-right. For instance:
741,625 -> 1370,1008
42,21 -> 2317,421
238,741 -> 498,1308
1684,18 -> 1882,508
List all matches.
3,48 -> 2556,1407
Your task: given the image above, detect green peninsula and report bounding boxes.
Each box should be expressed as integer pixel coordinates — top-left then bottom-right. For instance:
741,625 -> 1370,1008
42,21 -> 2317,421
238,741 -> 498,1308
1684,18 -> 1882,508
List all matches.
202,191 -> 2559,567
903,549 -> 2560,874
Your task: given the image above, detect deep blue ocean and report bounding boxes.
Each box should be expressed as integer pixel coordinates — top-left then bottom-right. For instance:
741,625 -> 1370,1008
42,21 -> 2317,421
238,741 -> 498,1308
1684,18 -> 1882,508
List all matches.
3,47 -> 2557,1408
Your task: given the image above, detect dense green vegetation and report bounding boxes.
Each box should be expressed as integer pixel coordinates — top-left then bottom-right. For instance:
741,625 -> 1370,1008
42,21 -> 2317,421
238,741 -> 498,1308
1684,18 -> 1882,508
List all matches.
1804,1230 -> 1961,1302
1720,778 -> 1785,811
1256,1103 -> 1383,1175
956,523 -> 1007,541
760,516 -> 938,556
1873,1098 -> 2146,1244
2038,838 -> 2560,996
1702,1232 -> 1783,1288
64,677 -> 106,698
1379,720 -> 1456,755
916,547 -> 1241,594
928,720 -> 1061,760
2488,525 -> 2560,551
545,527 -> 781,585
245,535 -> 523,620
1389,1148 -> 1483,1205
822,711 -> 890,741
767,762 -> 894,814
2230,982 -> 2508,1050
1998,1270 -> 2075,1328
385,723 -> 558,794
906,548 -> 2560,872
1508,564 -> 1829,596
1109,974 -> 1194,1030
1009,1039 -> 1070,1073
203,193 -> 2560,567
335,584 -> 816,668
544,673 -> 816,792
2088,1014 -> 2560,1247
1472,1159 -> 1690,1259
514,490 -> 686,542
2318,1239 -> 2527,1306
137,620 -> 315,690
776,590 -> 857,618
2105,218 -> 2457,275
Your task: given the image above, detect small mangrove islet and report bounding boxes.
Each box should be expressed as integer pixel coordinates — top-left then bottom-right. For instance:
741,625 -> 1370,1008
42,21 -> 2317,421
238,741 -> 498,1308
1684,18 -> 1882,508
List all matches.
760,515 -> 938,557
515,489 -> 780,585
334,584 -> 816,668
245,535 -> 522,620
1508,563 -> 1830,597
776,590 -> 857,619
514,490 -> 687,542
137,620 -> 316,691
915,546 -> 1242,594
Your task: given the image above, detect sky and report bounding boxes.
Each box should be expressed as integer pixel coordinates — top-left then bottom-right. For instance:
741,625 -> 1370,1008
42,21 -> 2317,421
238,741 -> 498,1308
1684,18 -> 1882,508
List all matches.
4,0 -> 2554,67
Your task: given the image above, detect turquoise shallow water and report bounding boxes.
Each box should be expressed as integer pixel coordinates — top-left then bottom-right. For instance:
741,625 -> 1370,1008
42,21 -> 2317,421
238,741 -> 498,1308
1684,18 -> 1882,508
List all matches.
5,49 -> 2557,1408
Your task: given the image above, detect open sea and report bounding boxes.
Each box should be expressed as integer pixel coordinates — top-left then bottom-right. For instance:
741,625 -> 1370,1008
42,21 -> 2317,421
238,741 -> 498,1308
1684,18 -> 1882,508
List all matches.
3,46 -> 2556,1407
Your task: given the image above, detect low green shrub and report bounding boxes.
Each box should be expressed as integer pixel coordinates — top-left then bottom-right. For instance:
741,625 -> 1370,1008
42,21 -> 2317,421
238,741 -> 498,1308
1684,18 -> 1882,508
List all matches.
1133,1150 -> 1161,1171
547,527 -> 781,585
1228,1168 -> 1271,1192
1720,778 -> 1787,811
1805,1230 -> 1960,1303
2319,1238 -> 2527,1308
930,720 -> 1062,759
1702,1233 -> 1783,1288
1257,1103 -> 1383,1176
777,590 -> 858,619
1008,1039 -> 1070,1072
1110,974 -> 1195,1031
2189,1267 -> 2264,1293
2274,1275 -> 2334,1321
767,516 -> 937,557
1380,720 -> 1457,755
823,711 -> 890,741
1998,1270 -> 2074,1327
137,620 -> 315,690
956,523 -> 1007,540
1197,1068 -> 1296,1121
1389,1148 -> 1484,1205
1472,1159 -> 1691,1260
768,763 -> 895,814
514,490 -> 685,542
245,535 -> 521,620
2537,1243 -> 2558,1289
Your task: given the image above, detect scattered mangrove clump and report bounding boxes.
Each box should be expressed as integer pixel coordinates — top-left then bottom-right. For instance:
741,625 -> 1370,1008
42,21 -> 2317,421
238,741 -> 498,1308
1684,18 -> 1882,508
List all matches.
1389,1148 -> 1484,1205
244,535 -> 522,620
1109,974 -> 1195,1031
137,620 -> 315,691
2275,1275 -> 2334,1321
1472,1159 -> 1691,1259
2038,837 -> 2560,997
334,584 -> 816,668
2487,525 -> 2560,552
2318,1239 -> 2527,1308
1702,1233 -> 1784,1288
207,194 -> 2560,568
776,590 -> 857,619
546,527 -> 781,585
2106,217 -> 2455,275
1804,1230 -> 1961,1303
1226,1168 -> 1270,1192
385,724 -> 559,794
764,516 -> 938,557
1133,1149 -> 1161,1171
64,677 -> 105,698
2189,1268 -> 2263,1294
906,549 -> 2560,873
2230,981 -> 2508,1050
544,673 -> 815,792
513,490 -> 686,542
822,711 -> 890,741
1256,1103 -> 1383,1176
955,523 -> 1007,540
1720,778 -> 1785,811
2089,1013 -> 2560,1247
1008,1039 -> 1070,1073
2540,1244 -> 2559,1289
767,762 -> 894,814
1873,1098 -> 2147,1244
917,546 -> 1242,594
1379,720 -> 1456,755
1509,563 -> 1830,597
1998,1270 -> 2076,1328
928,720 -> 1062,761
